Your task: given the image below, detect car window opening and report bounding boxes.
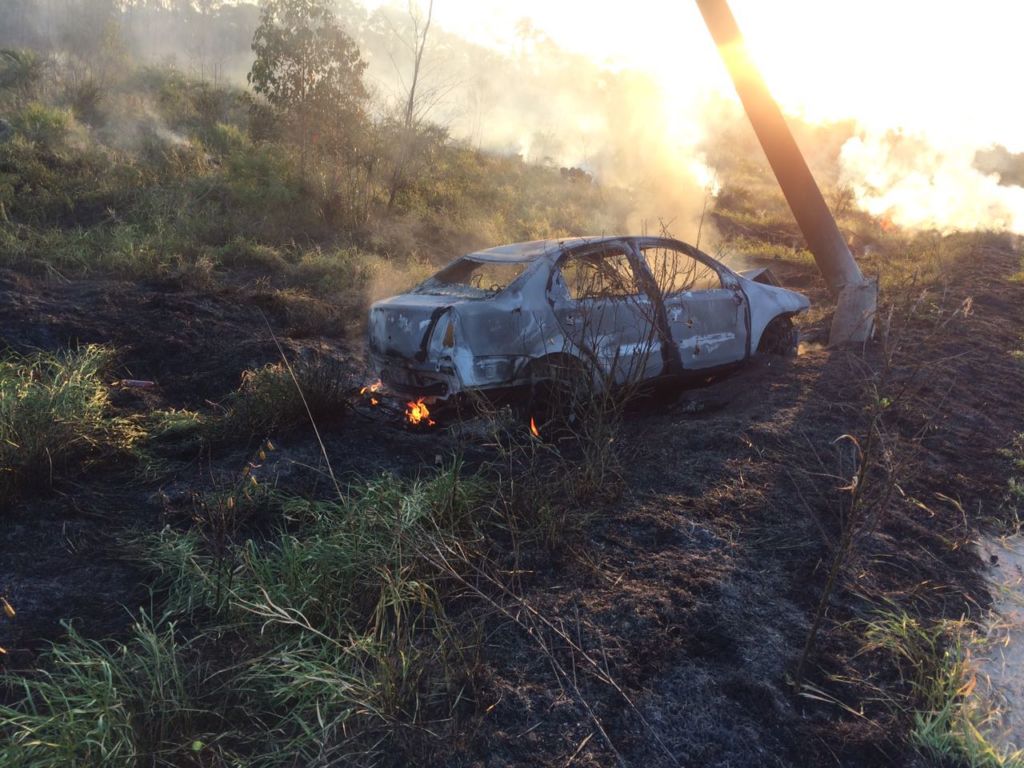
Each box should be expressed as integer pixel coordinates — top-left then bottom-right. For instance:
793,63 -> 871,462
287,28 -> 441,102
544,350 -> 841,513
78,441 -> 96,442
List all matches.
413,258 -> 528,299
642,247 -> 722,294
561,251 -> 640,301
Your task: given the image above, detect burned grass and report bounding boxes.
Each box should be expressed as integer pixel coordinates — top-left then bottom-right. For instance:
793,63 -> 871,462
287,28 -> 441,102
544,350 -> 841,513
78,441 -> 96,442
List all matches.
1,233 -> 1023,767
436,232 -> 1024,766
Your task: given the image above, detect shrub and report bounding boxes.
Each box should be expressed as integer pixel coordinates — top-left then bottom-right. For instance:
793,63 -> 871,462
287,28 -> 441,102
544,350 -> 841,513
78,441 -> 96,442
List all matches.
0,49 -> 44,104
214,236 -> 288,272
203,121 -> 249,158
10,103 -> 71,147
290,246 -> 374,295
253,287 -> 341,337
0,137 -> 146,230
213,355 -> 350,440
63,78 -> 105,127
222,143 -> 298,209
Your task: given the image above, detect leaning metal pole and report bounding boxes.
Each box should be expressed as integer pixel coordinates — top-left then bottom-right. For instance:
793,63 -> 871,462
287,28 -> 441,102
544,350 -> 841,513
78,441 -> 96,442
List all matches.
696,0 -> 877,345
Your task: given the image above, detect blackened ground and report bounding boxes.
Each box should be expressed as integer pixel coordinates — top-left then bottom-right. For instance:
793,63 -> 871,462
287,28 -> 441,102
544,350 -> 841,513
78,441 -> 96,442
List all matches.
440,239 -> 1023,768
2,236 -> 1022,766
0,270 -> 353,406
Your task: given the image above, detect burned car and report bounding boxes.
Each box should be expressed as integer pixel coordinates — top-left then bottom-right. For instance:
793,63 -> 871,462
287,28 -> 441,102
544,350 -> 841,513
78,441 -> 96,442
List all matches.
368,236 -> 809,402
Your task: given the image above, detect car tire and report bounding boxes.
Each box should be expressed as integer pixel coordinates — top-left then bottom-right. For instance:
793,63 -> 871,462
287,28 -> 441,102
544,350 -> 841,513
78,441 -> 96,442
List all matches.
758,316 -> 799,356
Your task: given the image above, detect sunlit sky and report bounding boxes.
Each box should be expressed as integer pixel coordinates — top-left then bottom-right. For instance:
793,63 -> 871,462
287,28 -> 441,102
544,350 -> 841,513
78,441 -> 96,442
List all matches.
364,0 -> 1024,152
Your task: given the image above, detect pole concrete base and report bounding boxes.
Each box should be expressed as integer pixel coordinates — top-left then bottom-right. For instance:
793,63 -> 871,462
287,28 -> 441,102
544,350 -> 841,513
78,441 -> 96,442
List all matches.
829,279 -> 878,347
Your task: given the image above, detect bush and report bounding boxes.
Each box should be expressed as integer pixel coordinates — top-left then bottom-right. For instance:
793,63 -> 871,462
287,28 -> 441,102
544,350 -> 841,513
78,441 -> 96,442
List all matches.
214,236 -> 288,272
222,143 -> 299,212
63,78 -> 105,127
290,246 -> 374,295
0,49 -> 44,104
213,355 -> 351,440
0,137 -> 146,230
203,121 -> 249,158
252,287 -> 341,337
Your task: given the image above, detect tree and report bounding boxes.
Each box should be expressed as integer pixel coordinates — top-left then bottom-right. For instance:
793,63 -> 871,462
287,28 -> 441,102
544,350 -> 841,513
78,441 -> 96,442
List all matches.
248,0 -> 368,164
59,0 -> 129,92
399,0 -> 432,131
384,0 -> 440,210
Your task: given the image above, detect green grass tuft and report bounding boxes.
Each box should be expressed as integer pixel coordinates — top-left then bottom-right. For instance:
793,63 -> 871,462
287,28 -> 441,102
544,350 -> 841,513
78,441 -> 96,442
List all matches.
0,614 -> 214,768
863,611 -> 1024,768
0,346 -> 140,502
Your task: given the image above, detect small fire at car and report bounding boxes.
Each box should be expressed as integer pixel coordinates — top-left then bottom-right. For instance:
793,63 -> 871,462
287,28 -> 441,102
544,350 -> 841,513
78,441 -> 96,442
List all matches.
405,397 -> 435,427
360,379 -> 382,406
529,417 -> 541,438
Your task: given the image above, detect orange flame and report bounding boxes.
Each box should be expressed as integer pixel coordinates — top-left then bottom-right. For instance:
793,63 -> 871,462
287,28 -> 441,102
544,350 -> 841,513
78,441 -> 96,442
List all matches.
529,417 -> 541,438
405,398 -> 436,427
360,379 -> 383,407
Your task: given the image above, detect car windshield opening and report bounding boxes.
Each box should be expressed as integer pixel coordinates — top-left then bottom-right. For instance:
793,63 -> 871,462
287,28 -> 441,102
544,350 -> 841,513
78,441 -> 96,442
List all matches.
413,258 -> 529,299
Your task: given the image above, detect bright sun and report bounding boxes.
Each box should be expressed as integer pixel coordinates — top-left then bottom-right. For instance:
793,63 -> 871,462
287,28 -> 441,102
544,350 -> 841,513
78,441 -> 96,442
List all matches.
361,0 -> 1024,232
393,0 -> 1024,152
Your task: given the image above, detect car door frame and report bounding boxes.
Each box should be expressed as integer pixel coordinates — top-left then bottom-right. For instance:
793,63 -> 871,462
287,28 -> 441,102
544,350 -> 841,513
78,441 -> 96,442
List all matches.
544,239 -> 674,385
631,237 -> 751,372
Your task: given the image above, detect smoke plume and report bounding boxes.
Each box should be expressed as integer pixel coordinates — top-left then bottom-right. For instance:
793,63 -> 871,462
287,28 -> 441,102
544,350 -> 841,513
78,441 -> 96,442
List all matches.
4,0 -> 1023,237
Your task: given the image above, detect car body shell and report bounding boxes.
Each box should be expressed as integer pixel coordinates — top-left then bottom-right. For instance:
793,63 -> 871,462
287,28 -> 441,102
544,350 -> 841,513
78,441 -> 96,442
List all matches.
368,236 -> 809,399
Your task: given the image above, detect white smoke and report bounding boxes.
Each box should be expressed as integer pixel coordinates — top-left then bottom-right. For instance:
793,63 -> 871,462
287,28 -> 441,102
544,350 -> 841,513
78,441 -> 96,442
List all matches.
839,130 -> 1024,234
391,0 -> 1024,237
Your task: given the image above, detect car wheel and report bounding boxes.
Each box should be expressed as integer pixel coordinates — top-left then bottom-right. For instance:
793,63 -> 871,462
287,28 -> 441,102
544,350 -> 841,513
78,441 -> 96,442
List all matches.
758,316 -> 799,356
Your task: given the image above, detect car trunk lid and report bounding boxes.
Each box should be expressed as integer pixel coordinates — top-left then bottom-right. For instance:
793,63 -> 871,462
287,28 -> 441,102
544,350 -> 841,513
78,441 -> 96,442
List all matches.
368,294 -> 464,361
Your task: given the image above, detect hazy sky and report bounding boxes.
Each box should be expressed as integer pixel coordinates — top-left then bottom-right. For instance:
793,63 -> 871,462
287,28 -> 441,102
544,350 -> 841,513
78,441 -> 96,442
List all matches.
354,1 -> 1024,233
363,0 -> 1024,152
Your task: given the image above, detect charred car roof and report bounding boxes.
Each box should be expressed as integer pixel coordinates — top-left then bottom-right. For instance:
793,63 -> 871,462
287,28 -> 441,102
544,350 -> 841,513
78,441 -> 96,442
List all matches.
466,236 -> 628,263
